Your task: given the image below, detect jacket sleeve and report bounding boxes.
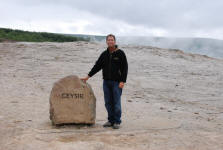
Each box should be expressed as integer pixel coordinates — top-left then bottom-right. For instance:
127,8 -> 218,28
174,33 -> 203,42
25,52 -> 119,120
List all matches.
120,51 -> 128,83
88,52 -> 104,77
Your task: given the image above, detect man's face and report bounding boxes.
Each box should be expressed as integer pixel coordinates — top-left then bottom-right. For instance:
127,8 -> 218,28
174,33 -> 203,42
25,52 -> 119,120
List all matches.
106,36 -> 116,48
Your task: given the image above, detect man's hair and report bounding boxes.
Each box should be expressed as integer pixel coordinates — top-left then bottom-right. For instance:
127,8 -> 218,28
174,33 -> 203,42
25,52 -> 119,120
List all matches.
106,34 -> 116,41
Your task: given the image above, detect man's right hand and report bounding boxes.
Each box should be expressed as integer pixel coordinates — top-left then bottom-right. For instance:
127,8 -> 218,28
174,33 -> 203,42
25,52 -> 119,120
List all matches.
80,75 -> 90,83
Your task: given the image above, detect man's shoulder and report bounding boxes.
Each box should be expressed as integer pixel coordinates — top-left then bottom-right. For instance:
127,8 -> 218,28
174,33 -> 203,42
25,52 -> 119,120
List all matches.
117,49 -> 126,56
99,49 -> 108,56
103,49 -> 108,53
100,48 -> 126,55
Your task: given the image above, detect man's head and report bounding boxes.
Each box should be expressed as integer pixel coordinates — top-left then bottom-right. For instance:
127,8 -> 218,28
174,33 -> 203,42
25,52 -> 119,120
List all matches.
106,34 -> 117,48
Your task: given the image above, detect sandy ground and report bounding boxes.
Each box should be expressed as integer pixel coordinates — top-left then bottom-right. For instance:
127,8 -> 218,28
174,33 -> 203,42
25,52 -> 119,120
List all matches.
0,41 -> 223,150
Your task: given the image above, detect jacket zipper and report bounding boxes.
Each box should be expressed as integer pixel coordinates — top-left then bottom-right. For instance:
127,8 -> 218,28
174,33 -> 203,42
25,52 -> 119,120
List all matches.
108,53 -> 112,79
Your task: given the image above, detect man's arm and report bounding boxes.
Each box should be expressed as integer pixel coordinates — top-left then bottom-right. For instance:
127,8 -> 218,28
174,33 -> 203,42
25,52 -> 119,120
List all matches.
88,52 -> 104,77
120,51 -> 128,83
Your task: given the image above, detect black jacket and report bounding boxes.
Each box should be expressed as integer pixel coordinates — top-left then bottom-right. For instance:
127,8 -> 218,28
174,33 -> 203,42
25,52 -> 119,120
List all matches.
88,47 -> 128,83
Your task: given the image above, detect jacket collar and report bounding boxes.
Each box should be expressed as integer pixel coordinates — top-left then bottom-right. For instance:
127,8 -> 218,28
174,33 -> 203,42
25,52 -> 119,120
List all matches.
106,45 -> 119,54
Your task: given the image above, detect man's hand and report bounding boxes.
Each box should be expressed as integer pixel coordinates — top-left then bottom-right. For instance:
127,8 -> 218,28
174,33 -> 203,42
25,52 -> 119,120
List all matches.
80,75 -> 90,83
119,82 -> 125,88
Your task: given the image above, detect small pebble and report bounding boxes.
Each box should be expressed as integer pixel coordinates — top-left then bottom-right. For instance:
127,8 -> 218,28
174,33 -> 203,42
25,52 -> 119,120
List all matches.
160,107 -> 165,110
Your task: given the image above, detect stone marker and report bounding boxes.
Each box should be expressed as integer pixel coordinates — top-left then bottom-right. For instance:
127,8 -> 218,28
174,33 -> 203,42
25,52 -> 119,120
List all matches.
49,75 -> 96,125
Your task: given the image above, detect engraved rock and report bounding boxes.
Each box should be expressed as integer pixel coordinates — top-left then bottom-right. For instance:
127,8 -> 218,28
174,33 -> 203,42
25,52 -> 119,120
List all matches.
49,75 -> 96,125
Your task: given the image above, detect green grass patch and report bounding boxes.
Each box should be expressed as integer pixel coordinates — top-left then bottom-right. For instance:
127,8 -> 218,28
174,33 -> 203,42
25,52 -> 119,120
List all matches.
0,28 -> 89,42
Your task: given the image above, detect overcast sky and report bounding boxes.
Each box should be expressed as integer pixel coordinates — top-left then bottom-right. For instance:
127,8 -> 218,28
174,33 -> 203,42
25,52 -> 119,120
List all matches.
1,0 -> 223,39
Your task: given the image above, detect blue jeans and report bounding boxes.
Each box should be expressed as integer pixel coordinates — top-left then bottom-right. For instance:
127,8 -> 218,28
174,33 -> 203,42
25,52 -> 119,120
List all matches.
103,79 -> 123,124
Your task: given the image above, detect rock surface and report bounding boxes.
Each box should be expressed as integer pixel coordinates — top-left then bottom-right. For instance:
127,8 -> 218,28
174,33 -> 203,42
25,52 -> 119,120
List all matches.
49,75 -> 96,125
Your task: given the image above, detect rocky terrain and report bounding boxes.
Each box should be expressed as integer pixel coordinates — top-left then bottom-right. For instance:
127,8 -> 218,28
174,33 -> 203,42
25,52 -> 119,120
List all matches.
0,41 -> 223,150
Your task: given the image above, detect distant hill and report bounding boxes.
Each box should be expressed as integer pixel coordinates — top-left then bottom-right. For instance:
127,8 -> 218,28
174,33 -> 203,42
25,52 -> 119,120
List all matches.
116,36 -> 223,58
70,34 -> 223,59
1,28 -> 222,58
0,28 -> 89,42
63,33 -> 106,42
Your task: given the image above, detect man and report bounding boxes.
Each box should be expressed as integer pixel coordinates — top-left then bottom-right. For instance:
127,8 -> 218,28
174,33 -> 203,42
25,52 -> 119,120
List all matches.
81,34 -> 128,129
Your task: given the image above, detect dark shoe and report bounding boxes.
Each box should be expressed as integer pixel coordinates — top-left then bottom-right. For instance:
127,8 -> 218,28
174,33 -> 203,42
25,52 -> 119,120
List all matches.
112,123 -> 120,129
103,121 -> 113,127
